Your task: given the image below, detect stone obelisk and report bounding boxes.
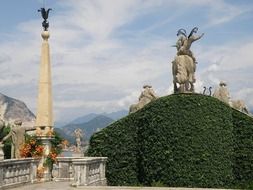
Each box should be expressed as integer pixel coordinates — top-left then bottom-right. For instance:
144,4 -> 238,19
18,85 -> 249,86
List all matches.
36,8 -> 53,181
35,8 -> 53,134
35,30 -> 53,130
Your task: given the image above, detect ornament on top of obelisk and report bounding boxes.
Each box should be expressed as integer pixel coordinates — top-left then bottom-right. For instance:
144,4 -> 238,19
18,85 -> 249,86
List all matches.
38,7 -> 52,31
35,7 -> 54,137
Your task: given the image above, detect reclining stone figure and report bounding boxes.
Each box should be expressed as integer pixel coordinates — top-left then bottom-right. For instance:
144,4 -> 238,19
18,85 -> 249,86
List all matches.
129,85 -> 158,114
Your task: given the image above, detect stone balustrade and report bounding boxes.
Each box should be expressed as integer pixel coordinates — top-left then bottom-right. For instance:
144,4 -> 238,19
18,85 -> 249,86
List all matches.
53,157 -> 76,181
54,157 -> 107,187
0,158 -> 40,189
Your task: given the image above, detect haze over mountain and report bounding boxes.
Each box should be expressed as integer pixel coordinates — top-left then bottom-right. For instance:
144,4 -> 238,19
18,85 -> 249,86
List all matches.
102,110 -> 128,120
69,110 -> 128,124
55,110 -> 127,143
61,115 -> 115,142
70,113 -> 100,124
0,93 -> 35,126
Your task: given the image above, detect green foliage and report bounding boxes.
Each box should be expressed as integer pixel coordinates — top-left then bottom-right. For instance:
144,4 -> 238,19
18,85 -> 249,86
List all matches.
151,180 -> 166,187
88,115 -> 139,185
232,110 -> 253,188
51,131 -> 64,155
1,124 -> 11,159
87,94 -> 253,188
44,131 -> 64,170
137,94 -> 234,188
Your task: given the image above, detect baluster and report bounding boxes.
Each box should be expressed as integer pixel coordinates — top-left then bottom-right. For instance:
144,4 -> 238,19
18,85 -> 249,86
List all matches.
13,165 -> 17,183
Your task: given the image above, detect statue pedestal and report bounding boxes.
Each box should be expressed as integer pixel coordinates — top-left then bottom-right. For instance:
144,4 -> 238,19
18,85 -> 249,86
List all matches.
37,136 -> 54,181
0,144 -> 4,160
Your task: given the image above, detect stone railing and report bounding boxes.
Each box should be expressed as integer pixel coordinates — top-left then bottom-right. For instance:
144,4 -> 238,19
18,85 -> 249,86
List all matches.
0,158 -> 40,189
53,157 -> 107,187
53,157 -> 75,181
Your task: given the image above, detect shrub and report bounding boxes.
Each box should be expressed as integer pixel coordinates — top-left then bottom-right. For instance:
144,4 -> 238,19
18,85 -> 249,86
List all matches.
137,94 -> 234,187
88,115 -> 139,185
88,94 -> 253,188
232,110 -> 253,188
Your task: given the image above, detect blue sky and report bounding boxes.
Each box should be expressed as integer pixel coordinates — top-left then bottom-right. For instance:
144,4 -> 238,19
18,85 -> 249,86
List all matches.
0,0 -> 253,123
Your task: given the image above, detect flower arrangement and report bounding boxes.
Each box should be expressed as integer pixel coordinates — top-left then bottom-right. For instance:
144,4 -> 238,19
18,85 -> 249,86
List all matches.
44,148 -> 58,169
20,136 -> 44,158
20,132 -> 64,178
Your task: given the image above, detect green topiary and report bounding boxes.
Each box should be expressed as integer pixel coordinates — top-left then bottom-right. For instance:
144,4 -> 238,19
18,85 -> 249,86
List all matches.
137,94 -> 234,188
232,110 -> 253,188
88,94 -> 253,188
88,115 -> 139,185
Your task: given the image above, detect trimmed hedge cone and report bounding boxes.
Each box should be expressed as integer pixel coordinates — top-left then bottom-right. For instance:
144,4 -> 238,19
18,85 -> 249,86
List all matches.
88,94 -> 253,188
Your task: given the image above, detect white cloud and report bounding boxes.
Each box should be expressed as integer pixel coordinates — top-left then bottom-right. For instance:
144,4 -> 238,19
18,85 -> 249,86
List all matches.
0,0 -> 253,123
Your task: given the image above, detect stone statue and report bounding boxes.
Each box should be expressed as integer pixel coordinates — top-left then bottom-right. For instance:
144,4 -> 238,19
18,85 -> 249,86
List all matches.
172,27 -> 204,93
1,120 -> 23,159
213,81 -> 249,114
213,81 -> 230,105
230,100 -> 249,114
129,85 -> 158,114
177,27 -> 204,63
174,29 -> 187,51
74,128 -> 83,153
38,8 -> 52,31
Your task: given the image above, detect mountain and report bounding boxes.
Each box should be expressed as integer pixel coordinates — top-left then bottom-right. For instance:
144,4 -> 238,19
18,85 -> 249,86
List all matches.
54,127 -> 75,144
69,110 -> 128,125
61,115 -> 114,142
55,110 -> 127,143
70,113 -> 99,124
103,110 -> 128,120
83,115 -> 114,138
0,93 -> 35,126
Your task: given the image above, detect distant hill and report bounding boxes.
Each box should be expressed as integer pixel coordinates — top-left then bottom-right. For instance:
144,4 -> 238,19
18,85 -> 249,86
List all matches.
0,93 -> 35,126
55,110 -> 127,143
54,127 -> 75,144
102,110 -> 128,120
70,113 -> 99,124
69,110 -> 128,125
61,115 -> 114,142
